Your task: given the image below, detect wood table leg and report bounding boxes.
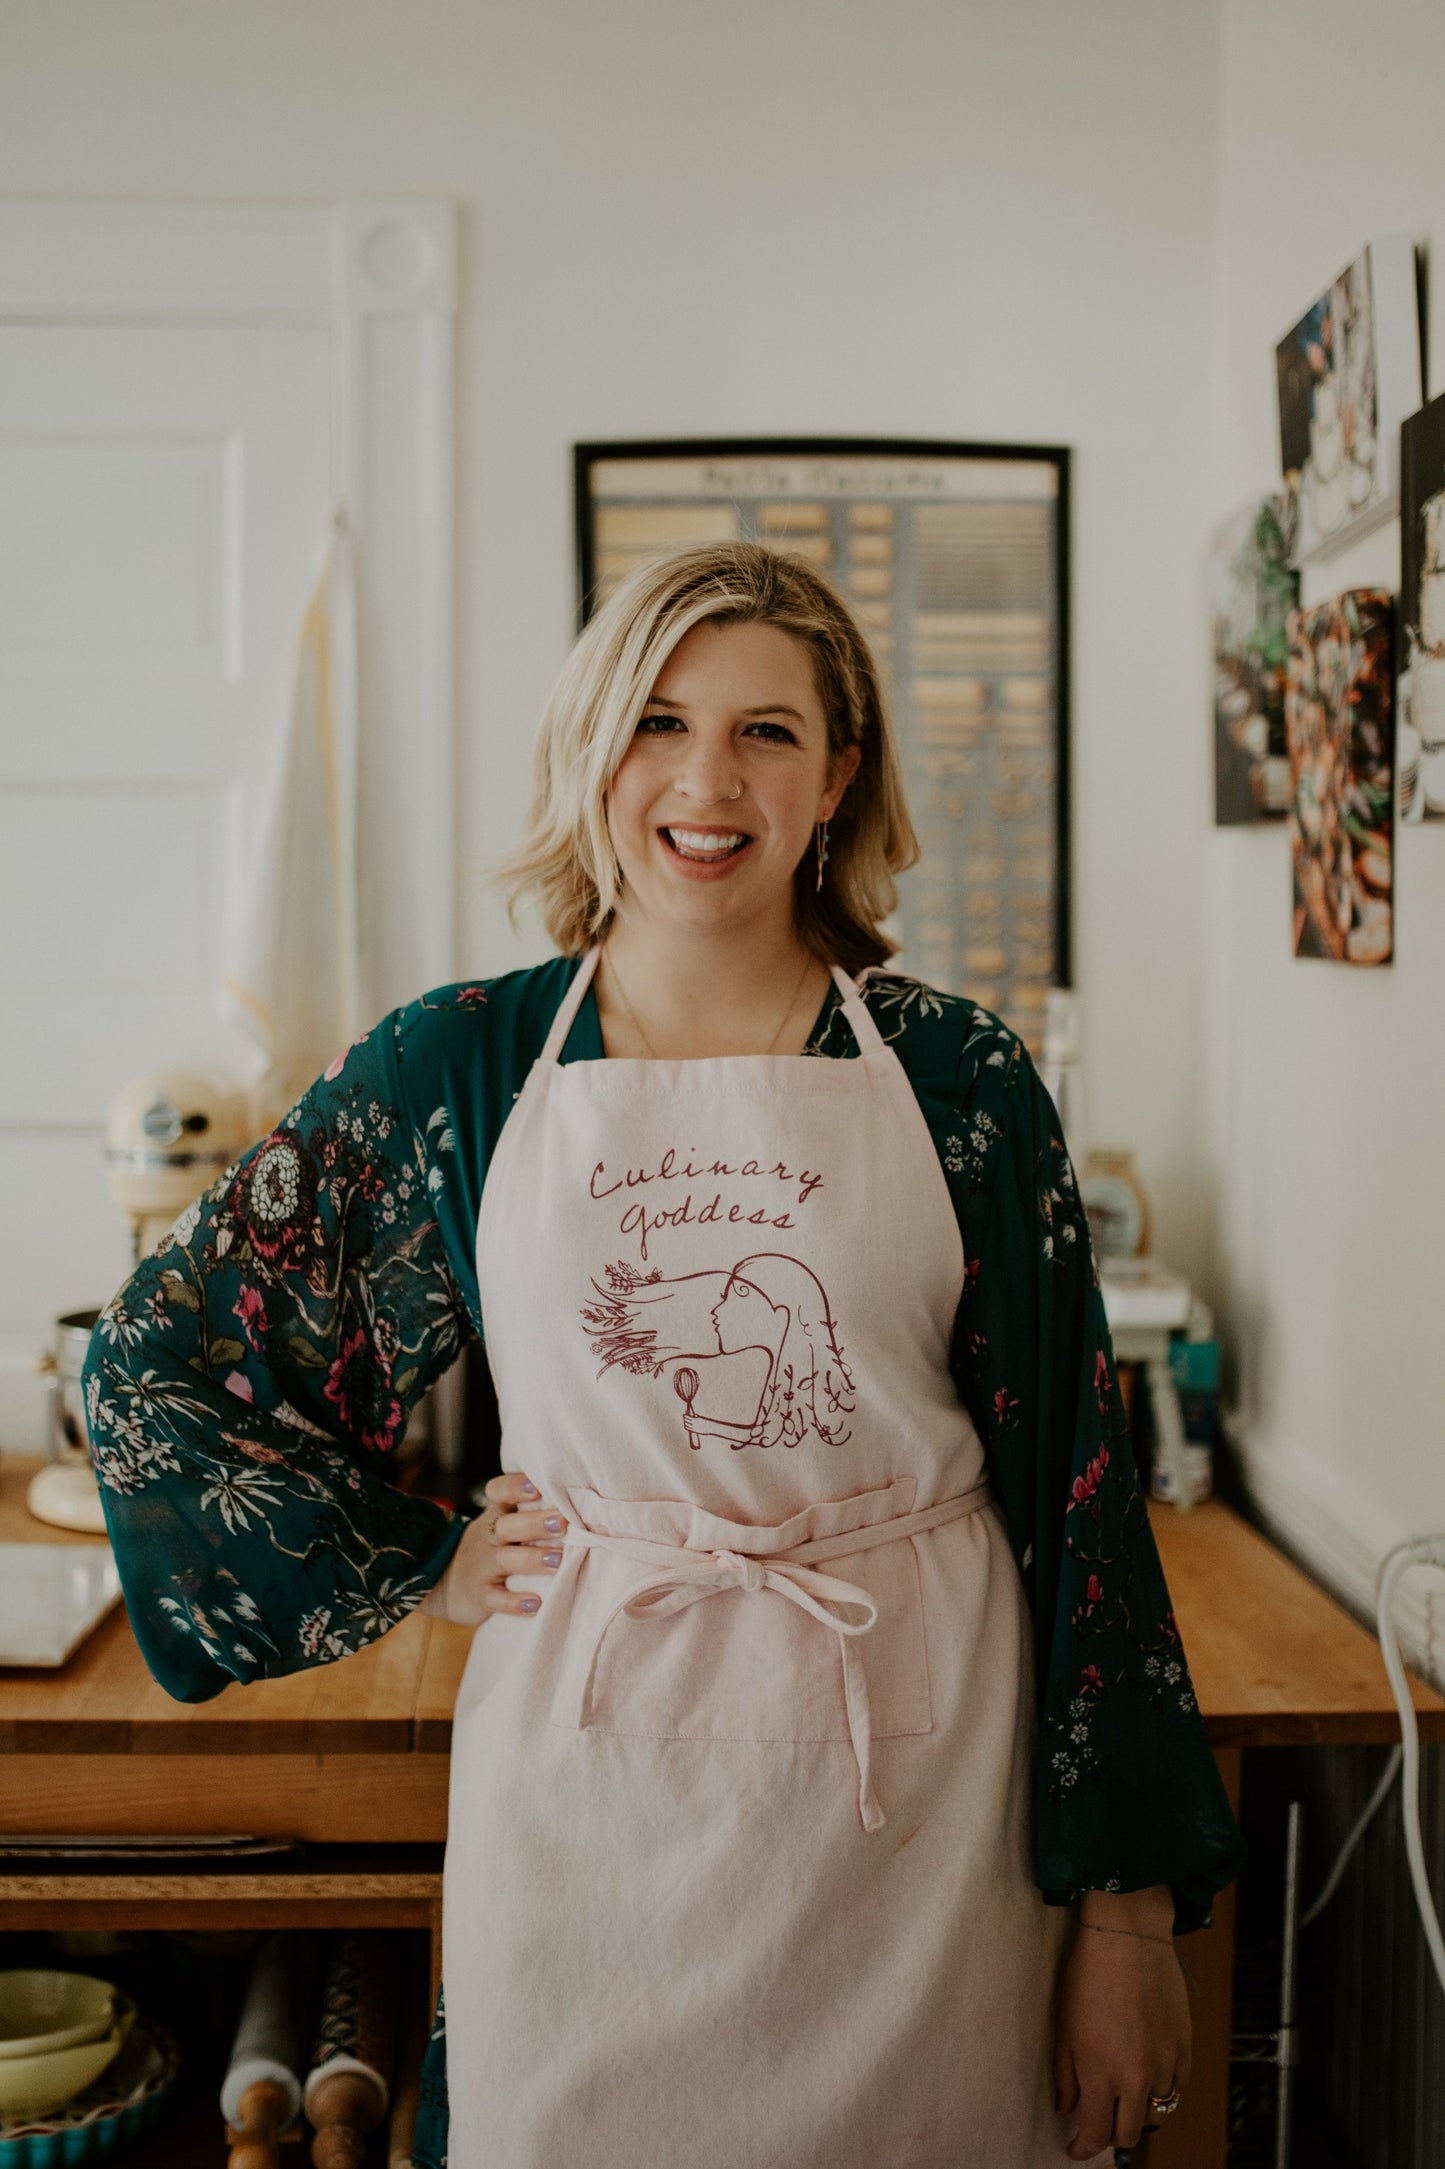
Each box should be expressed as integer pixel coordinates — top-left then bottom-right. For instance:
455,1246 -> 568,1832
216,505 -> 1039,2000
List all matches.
1145,1746 -> 1241,2169
429,1887 -> 443,2011
388,1938 -> 431,2169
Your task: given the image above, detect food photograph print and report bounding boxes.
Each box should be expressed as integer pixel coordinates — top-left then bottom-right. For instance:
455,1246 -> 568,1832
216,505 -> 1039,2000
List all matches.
1285,589 -> 1395,966
1210,494 -> 1300,825
1274,236 -> 1420,565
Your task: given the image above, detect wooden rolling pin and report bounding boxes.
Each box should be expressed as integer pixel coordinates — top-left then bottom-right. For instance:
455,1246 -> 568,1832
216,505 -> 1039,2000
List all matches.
304,1932 -> 398,2169
227,2080 -> 293,2169
222,1933 -> 317,2169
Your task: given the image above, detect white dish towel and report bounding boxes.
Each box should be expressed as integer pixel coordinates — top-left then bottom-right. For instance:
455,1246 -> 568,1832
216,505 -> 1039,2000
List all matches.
222,510 -> 362,1121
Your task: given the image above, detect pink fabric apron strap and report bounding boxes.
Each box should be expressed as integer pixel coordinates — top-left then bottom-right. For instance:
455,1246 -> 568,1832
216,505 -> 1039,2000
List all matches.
539,949 -> 881,1068
555,1481 -> 992,1836
826,962 -> 886,1059
539,947 -> 602,1065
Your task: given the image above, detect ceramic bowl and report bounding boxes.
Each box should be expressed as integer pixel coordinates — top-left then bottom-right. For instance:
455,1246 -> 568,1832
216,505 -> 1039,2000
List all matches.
0,1978 -> 114,2063
0,2014 -> 179,2162
0,1998 -> 133,2123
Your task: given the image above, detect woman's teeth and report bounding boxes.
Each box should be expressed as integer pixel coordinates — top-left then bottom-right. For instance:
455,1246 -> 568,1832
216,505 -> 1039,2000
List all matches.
663,828 -> 749,861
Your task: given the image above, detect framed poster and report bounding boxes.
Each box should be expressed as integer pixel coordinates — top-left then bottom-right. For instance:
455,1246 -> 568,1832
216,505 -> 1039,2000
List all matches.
1275,236 -> 1421,565
1398,388 -> 1445,822
1285,589 -> 1394,966
575,438 -> 1070,1050
1210,494 -> 1300,825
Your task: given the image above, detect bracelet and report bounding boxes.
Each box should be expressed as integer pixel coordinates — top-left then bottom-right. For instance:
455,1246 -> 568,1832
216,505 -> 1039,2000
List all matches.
1077,1920 -> 1174,1946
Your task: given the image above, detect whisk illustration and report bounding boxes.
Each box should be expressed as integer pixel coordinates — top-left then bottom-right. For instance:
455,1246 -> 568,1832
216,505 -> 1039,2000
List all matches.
673,1367 -> 700,1447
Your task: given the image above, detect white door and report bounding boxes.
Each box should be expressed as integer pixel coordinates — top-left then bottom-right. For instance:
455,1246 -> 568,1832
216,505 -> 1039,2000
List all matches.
0,321 -> 333,1449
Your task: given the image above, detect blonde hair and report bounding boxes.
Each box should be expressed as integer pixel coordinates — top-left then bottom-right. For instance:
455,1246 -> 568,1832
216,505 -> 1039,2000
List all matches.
498,540 -> 918,973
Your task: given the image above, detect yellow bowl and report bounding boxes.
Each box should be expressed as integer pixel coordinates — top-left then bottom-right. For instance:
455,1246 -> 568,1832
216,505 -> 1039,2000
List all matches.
0,1972 -> 115,2061
0,2026 -> 125,2121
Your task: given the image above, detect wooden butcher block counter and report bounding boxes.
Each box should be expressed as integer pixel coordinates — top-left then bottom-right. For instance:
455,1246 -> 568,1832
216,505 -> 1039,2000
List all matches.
5,1456 -> 1440,1838
0,1457 -> 465,1844
0,1454 -> 465,2021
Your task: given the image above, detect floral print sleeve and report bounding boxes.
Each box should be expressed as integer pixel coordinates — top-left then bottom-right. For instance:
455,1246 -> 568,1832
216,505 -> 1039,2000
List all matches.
81,1014 -> 472,1702
941,1022 -> 1245,1929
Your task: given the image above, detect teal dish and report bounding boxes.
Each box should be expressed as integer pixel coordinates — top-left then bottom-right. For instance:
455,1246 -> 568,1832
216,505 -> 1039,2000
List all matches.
0,2021 -> 178,2166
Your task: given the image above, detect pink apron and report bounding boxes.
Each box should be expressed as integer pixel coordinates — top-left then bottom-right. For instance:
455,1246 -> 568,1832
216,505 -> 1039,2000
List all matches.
443,951 -> 1096,2166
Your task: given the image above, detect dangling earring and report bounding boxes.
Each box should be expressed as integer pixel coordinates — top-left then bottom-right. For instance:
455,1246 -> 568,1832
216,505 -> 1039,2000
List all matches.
815,820 -> 830,892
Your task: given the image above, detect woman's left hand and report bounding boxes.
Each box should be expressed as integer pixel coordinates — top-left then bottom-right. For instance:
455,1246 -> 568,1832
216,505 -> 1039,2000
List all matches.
1053,1896 -> 1190,2160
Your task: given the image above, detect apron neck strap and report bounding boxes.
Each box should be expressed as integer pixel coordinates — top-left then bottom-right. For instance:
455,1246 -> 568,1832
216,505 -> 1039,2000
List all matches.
828,965 -> 886,1056
541,949 -> 885,1063
541,948 -> 601,1063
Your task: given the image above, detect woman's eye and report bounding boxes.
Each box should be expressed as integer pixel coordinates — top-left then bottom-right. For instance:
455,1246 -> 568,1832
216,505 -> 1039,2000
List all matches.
635,713 -> 797,744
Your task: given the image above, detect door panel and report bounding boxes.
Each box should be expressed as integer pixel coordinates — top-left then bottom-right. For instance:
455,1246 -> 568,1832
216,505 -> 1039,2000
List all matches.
0,322 -> 332,1448
0,782 -> 235,1128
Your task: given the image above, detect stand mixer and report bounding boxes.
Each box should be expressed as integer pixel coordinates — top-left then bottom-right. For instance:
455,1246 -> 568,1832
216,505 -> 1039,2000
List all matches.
103,1070 -> 248,1263
27,1072 -> 248,1536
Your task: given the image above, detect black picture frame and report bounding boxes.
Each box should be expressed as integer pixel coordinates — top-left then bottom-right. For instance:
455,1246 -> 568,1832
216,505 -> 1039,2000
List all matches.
574,437 -> 1072,1034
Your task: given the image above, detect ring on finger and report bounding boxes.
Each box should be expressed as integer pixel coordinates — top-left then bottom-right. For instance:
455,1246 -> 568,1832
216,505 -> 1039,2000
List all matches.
1147,2088 -> 1181,2117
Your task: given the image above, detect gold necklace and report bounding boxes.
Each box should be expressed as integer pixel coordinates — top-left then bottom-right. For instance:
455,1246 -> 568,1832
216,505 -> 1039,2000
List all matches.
605,950 -> 816,1059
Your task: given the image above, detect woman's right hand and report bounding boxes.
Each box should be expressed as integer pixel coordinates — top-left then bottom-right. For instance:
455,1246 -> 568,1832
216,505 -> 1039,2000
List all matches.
418,1470 -> 568,1624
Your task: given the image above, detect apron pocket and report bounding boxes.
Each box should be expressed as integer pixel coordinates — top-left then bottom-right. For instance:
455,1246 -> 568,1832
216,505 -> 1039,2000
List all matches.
549,1537 -> 933,1743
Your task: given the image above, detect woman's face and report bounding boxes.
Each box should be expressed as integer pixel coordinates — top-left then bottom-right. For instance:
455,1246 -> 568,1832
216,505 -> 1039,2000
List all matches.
710,1273 -> 783,1354
606,618 -> 859,938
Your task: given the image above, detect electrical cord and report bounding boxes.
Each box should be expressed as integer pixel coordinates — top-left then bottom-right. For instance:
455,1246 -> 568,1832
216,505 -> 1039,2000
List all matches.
1299,1541 -> 1445,1977
1300,1744 -> 1402,1928
1374,1540 -> 1445,1992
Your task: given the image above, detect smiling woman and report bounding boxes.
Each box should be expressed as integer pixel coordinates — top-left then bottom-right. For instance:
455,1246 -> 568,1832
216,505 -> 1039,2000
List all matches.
498,543 -> 915,993
85,541 -> 1242,2169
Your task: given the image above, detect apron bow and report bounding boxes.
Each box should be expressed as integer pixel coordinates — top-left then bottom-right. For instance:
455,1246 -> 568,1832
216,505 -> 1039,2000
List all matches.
554,1485 -> 990,1837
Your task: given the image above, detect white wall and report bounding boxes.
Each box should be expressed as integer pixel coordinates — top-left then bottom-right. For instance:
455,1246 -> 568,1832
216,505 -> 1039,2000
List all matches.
0,0 -> 1226,1288
1206,0 -> 1445,1653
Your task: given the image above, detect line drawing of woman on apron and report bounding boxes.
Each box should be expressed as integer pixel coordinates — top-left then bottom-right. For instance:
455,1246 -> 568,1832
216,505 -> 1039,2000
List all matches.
582,1250 -> 856,1449
85,539 -> 1244,2169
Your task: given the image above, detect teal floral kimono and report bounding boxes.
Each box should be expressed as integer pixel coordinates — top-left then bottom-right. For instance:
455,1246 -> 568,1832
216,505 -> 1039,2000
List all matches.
83,960 -> 1245,2163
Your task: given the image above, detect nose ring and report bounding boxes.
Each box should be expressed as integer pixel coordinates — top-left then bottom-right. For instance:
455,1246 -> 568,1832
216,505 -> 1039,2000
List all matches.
678,782 -> 743,803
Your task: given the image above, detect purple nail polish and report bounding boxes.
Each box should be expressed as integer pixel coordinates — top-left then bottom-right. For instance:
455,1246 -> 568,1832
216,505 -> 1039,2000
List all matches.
521,1479 -> 539,1496
520,1595 -> 541,1613
542,1549 -> 562,1567
544,1514 -> 562,1533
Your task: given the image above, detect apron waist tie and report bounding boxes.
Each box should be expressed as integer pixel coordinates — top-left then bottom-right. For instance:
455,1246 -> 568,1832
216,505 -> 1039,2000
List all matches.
557,1482 -> 992,1836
